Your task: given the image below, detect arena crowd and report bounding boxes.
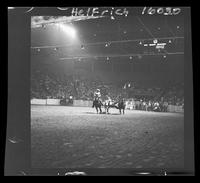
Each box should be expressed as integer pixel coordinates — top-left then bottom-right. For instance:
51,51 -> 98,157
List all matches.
31,69 -> 184,111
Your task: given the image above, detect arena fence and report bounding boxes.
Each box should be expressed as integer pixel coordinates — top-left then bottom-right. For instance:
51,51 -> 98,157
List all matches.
31,99 -> 47,105
31,99 -> 184,113
167,105 -> 184,113
31,99 -> 60,105
31,99 -> 93,107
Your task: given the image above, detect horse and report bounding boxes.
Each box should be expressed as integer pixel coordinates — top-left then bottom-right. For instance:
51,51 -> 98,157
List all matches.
104,99 -> 126,114
92,98 -> 103,114
116,99 -> 126,114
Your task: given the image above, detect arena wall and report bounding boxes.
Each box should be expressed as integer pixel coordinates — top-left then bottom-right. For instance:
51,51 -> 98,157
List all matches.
168,105 -> 184,113
31,99 -> 47,105
30,99 -> 184,113
46,99 -> 60,105
31,99 -> 93,107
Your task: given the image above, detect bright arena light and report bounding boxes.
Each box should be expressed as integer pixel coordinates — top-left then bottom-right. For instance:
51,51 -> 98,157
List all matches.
57,23 -> 77,39
8,7 -> 15,10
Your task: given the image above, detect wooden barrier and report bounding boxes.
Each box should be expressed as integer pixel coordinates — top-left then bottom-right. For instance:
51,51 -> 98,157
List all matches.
46,99 -> 60,105
31,99 -> 47,105
167,105 -> 184,113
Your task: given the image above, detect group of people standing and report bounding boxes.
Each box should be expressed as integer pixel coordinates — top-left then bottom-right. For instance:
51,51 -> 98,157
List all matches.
126,99 -> 169,112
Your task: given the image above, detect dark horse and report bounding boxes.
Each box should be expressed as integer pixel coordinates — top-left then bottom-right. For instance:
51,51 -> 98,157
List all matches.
92,98 -> 103,114
104,99 -> 126,114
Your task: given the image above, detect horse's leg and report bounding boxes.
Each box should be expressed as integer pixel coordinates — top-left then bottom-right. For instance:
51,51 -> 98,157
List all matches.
96,106 -> 98,114
99,106 -> 102,114
123,108 -> 125,114
104,106 -> 107,114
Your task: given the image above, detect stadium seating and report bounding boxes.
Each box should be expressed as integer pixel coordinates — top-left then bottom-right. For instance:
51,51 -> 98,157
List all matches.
31,70 -> 184,110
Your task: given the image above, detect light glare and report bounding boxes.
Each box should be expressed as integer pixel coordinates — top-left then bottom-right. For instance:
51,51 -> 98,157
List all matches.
58,23 -> 76,39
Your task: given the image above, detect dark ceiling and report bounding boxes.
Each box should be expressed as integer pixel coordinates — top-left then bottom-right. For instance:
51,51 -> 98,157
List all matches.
31,11 -> 185,85
31,14 -> 184,54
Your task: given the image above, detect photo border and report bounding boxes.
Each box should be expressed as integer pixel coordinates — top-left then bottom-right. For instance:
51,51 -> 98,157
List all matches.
5,3 -> 195,176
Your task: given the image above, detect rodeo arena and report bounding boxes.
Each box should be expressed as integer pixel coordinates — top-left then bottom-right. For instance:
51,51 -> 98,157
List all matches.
31,10 -> 184,169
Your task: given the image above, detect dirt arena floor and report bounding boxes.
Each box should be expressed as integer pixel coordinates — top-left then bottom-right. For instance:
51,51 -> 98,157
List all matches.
31,105 -> 184,169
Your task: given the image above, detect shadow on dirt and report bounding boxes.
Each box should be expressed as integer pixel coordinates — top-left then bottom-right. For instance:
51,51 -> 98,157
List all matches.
84,112 -> 122,115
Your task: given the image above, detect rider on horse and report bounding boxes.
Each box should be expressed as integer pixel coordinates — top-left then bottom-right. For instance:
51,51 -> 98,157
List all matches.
92,89 -> 104,113
92,89 -> 102,108
94,89 -> 101,101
